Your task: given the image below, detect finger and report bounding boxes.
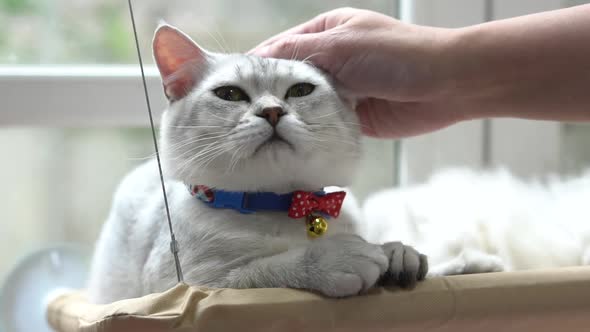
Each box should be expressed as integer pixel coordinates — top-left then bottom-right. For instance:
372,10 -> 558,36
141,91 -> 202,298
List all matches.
249,13 -> 329,54
357,98 -> 458,138
356,99 -> 409,138
251,32 -> 329,67
356,108 -> 378,137
355,99 -> 389,137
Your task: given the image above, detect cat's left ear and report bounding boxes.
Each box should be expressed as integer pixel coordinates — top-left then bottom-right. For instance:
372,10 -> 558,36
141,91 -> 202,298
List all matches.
153,23 -> 209,101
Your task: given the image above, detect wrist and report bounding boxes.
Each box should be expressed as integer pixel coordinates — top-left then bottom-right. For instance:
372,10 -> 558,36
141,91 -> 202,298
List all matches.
407,26 -> 472,124
430,25 -> 493,123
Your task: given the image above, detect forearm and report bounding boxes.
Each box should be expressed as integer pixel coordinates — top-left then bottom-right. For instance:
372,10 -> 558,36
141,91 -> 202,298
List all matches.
438,4 -> 590,122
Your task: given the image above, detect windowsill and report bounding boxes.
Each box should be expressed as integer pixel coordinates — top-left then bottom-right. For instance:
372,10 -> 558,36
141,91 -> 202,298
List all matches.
0,65 -> 166,127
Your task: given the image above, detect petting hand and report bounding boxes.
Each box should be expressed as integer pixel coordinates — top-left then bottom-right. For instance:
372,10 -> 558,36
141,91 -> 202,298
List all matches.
251,8 -> 461,138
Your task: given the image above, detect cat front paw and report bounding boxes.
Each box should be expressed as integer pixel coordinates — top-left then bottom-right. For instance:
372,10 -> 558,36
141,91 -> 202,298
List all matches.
304,234 -> 388,297
379,242 -> 428,289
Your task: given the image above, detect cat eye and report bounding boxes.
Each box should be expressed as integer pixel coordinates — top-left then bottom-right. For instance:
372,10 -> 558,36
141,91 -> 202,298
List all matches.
213,86 -> 250,102
285,83 -> 315,99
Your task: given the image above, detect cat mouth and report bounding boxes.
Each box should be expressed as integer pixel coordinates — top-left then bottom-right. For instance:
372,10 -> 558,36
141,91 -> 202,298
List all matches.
253,132 -> 295,155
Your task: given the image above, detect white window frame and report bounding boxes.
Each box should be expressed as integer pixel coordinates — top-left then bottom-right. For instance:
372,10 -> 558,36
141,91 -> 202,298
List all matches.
0,66 -> 167,127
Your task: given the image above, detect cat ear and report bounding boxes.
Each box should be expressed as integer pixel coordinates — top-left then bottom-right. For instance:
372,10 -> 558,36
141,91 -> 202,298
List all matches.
153,23 -> 209,101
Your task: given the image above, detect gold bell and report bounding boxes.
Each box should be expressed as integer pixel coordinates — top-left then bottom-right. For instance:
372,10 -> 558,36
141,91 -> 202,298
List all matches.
306,215 -> 328,238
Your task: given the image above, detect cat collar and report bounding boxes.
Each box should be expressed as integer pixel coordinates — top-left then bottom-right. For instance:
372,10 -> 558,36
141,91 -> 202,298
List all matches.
188,185 -> 346,237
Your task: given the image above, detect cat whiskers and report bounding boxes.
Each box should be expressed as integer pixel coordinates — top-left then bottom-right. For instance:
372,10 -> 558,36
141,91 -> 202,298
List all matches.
227,142 -> 247,174
286,126 -> 355,152
308,122 -> 370,131
212,26 -> 232,54
307,109 -> 344,121
176,140 -> 233,177
203,110 -> 239,123
299,135 -> 358,157
176,136 -> 230,164
127,154 -> 160,161
300,52 -> 323,64
207,29 -> 229,54
305,126 -> 361,148
164,125 -> 233,129
191,134 -> 250,176
230,138 -> 252,173
164,126 -> 234,153
165,131 -> 231,158
126,131 -> 229,161
310,133 -> 359,147
189,19 -> 232,54
290,42 -> 301,62
192,140 -> 236,175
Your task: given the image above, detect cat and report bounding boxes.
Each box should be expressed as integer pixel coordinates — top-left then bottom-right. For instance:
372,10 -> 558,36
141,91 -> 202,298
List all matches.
363,167 -> 590,276
87,24 -> 428,304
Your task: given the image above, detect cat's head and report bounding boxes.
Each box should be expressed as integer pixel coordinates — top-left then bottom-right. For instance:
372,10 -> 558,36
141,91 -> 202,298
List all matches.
153,24 -> 361,193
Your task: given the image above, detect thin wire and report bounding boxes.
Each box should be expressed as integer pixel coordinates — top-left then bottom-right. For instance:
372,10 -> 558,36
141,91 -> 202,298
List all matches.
127,0 -> 184,283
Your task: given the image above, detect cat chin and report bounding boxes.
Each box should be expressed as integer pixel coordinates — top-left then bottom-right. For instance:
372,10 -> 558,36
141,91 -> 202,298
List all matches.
173,156 -> 357,193
183,175 -> 327,193
179,170 -> 350,193
252,135 -> 295,157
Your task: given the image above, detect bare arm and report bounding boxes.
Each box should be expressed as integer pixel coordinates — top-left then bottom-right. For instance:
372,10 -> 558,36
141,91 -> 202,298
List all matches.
442,4 -> 590,123
252,5 -> 590,138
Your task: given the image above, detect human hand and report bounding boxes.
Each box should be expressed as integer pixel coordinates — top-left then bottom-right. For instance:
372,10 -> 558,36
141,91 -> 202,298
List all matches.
251,8 -> 461,138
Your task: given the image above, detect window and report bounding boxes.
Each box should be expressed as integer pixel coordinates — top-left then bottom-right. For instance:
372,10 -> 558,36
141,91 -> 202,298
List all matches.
0,0 -> 397,283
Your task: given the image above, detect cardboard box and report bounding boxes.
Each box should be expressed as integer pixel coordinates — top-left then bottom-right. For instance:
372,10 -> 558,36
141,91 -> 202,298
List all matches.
47,266 -> 590,332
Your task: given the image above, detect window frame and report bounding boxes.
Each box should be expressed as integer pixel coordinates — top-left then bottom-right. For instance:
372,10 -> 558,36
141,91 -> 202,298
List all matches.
0,66 -> 166,127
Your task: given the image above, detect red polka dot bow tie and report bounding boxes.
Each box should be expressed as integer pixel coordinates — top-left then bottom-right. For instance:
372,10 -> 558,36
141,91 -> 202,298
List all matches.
288,190 -> 347,219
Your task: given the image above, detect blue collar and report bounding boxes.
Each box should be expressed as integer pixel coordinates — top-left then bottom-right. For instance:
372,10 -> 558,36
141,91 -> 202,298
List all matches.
188,185 -> 326,214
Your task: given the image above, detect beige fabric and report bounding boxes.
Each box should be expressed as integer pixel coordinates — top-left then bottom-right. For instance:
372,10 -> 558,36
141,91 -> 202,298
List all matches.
48,267 -> 590,332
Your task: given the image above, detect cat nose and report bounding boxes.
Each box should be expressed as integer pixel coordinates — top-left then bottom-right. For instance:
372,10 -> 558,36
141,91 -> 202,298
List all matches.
257,106 -> 285,127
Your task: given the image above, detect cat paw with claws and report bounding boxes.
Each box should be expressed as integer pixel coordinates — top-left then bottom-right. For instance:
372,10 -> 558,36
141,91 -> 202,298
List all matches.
302,235 -> 427,297
379,242 -> 428,289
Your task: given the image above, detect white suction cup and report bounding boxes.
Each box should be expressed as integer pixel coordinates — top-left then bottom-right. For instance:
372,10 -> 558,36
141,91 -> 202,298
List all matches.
0,244 -> 90,332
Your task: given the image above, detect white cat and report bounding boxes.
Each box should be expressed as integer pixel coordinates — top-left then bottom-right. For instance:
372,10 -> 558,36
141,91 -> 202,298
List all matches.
87,24 -> 427,304
363,168 -> 590,276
